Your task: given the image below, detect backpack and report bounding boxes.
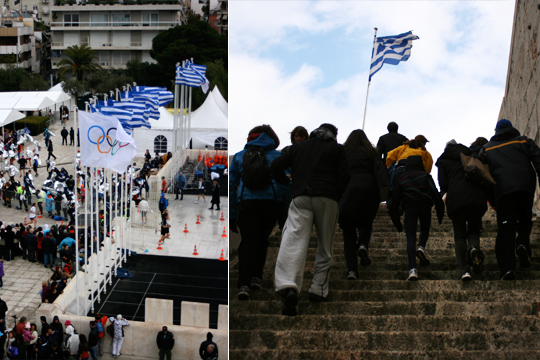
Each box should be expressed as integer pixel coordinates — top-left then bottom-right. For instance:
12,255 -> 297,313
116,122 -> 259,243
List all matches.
96,321 -> 103,333
106,324 -> 114,337
241,146 -> 272,189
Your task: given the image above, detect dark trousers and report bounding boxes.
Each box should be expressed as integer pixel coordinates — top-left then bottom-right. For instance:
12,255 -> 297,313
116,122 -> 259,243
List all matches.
62,136 -> 68,145
175,187 -> 183,200
404,206 -> 432,269
451,205 -> 484,275
47,151 -> 56,160
159,349 -> 172,360
27,246 -> 36,262
38,202 -> 43,215
236,200 -> 281,288
495,192 -> 534,274
340,208 -> 377,274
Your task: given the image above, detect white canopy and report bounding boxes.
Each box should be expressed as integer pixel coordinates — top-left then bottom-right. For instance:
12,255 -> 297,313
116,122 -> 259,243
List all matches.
0,92 -> 55,111
0,109 -> 26,127
190,89 -> 228,130
212,86 -> 228,116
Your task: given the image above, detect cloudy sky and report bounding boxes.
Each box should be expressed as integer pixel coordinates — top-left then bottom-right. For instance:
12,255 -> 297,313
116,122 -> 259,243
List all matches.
228,0 -> 516,181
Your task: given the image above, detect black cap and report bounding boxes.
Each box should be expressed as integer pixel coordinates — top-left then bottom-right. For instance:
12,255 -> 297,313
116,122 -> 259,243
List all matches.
162,326 -> 167,331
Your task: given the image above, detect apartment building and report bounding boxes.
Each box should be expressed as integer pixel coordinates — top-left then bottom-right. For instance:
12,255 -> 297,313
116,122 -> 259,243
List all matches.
0,11 -> 42,72
50,0 -> 187,70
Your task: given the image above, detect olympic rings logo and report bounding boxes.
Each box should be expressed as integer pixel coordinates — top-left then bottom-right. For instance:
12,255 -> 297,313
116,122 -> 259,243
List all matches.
87,126 -> 130,155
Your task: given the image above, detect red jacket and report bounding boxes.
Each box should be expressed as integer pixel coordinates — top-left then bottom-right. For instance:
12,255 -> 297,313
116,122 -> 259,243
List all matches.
98,316 -> 108,338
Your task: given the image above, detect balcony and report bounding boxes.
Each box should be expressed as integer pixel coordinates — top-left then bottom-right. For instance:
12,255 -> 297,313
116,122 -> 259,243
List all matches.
52,0 -> 181,7
51,41 -> 151,50
50,20 -> 180,30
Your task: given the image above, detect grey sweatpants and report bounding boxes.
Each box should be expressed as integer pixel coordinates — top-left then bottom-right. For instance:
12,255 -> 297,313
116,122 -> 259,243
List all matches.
274,196 -> 338,298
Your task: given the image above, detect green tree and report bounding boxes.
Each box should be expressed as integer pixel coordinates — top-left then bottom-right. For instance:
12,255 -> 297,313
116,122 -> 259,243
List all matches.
0,67 -> 49,91
125,59 -> 163,87
57,45 -> 102,81
62,78 -> 87,101
86,70 -> 133,95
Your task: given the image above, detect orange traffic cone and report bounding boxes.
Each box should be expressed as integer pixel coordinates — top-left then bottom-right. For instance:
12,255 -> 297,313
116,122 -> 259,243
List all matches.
221,227 -> 227,238
219,249 -> 225,261
220,212 -> 225,221
24,217 -> 27,226
157,240 -> 162,250
183,223 -> 189,233
193,245 -> 199,256
38,211 -> 42,219
196,215 -> 201,225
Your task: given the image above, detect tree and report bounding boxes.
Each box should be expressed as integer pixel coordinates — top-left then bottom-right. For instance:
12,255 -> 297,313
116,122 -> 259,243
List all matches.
192,59 -> 227,110
125,60 -> 163,88
57,45 -> 102,81
62,78 -> 87,101
0,67 -> 49,91
86,70 -> 133,95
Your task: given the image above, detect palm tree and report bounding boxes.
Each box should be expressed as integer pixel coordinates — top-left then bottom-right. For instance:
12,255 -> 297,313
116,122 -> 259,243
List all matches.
57,45 -> 102,81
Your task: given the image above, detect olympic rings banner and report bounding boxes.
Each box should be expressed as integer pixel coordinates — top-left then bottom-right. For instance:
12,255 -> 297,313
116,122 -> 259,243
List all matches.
79,111 -> 137,173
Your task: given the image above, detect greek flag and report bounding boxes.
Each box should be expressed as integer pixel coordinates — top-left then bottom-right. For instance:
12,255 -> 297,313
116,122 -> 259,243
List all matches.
175,61 -> 209,93
369,31 -> 419,81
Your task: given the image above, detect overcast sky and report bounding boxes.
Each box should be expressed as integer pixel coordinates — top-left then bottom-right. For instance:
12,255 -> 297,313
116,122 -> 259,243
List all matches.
228,0 -> 516,183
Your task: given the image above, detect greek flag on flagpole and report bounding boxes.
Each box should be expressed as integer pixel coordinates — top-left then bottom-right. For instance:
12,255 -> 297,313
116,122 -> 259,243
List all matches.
369,31 -> 419,81
175,61 -> 209,93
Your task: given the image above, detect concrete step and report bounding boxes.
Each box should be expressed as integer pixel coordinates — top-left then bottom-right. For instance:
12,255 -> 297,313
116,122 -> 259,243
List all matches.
229,300 -> 533,317
229,314 -> 540,332
229,349 -> 540,360
229,330 -> 540,351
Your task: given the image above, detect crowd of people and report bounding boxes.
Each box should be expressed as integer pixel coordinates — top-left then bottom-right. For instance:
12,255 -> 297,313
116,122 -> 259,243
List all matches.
230,119 -> 540,316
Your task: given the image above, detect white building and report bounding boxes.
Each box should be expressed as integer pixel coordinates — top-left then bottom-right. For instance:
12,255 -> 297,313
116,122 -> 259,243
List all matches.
50,0 -> 187,70
0,11 -> 41,72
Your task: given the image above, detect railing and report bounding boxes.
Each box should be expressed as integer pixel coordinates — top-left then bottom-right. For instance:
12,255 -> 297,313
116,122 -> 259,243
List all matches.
53,0 -> 181,6
50,20 -> 180,27
52,41 -> 147,48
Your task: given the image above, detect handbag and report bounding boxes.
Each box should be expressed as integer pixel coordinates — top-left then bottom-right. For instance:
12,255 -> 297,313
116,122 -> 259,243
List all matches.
459,153 -> 496,190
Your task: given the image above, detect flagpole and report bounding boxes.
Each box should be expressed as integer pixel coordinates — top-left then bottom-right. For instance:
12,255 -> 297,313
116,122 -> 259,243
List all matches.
73,106 -> 79,315
362,27 -> 378,131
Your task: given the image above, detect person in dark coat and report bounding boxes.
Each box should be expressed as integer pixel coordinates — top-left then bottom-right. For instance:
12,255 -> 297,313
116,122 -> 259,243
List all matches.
199,332 -> 218,360
49,316 -> 63,346
479,119 -> 540,280
338,130 -> 383,280
69,128 -> 75,146
436,140 -> 489,281
208,180 -> 220,210
469,137 -> 488,157
61,127 -> 68,146
376,121 -> 408,161
390,155 -> 444,281
40,317 -> 50,338
25,228 -> 37,262
42,233 -> 56,269
47,141 -> 56,161
156,326 -> 174,360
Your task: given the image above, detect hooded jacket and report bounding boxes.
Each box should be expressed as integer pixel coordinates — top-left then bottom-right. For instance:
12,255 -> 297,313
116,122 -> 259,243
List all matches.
271,127 -> 350,202
479,126 -> 540,202
390,156 -> 444,231
386,144 -> 434,173
435,143 -> 488,218
229,132 -> 288,219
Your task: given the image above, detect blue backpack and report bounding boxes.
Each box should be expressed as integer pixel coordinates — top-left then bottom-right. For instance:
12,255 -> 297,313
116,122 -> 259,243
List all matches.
97,321 -> 103,333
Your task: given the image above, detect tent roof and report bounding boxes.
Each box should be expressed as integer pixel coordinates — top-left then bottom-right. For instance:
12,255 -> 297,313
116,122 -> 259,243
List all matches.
212,86 -> 228,116
0,109 -> 26,127
150,107 -> 175,130
0,92 -> 60,111
190,90 -> 228,130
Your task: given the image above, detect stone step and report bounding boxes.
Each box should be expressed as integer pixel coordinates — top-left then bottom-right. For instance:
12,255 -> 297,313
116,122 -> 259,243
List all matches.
229,330 -> 540,351
230,268 -> 539,281
228,349 -> 540,360
229,314 -> 540,332
229,288 -> 540,303
229,300 -> 533,317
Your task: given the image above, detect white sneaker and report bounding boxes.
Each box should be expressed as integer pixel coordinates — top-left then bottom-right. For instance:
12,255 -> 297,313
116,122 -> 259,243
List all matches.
461,272 -> 472,281
194,201 -> 198,204
407,268 -> 418,281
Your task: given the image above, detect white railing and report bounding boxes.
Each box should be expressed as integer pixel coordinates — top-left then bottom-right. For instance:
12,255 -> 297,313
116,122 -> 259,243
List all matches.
50,20 -> 180,27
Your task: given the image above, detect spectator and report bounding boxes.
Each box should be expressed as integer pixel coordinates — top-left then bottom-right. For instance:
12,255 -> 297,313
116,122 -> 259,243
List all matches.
175,172 -> 186,200
208,179 -> 220,211
0,296 -> 7,331
199,332 -> 218,360
95,313 -> 108,356
161,176 -> 167,193
69,127 -> 75,146
87,321 -> 99,360
109,315 -> 129,358
156,326 -> 175,360
271,123 -> 349,316
376,121 -> 408,161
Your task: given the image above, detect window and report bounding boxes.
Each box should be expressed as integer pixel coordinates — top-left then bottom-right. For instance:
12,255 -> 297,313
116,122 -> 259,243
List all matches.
214,137 -> 227,150
142,13 -> 158,26
91,13 -> 108,26
154,135 -> 167,153
112,13 -> 130,26
63,13 -> 79,27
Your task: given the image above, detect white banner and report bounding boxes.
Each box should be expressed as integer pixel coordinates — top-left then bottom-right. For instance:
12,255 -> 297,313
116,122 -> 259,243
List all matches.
79,111 -> 137,173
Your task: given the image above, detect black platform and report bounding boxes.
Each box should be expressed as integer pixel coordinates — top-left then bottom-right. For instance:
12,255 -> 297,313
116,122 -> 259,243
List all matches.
90,254 -> 228,328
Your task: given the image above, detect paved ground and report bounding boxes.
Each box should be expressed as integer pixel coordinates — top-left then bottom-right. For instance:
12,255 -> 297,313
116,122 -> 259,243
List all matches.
0,113 -> 228,347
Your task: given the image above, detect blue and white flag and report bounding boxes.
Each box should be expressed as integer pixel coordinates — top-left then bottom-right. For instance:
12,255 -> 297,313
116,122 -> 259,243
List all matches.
369,31 -> 419,81
175,61 -> 209,93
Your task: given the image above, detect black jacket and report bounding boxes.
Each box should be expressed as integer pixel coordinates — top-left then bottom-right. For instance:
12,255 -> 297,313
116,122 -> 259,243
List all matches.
339,149 -> 380,219
479,126 -> 540,202
376,131 -> 408,160
88,327 -> 99,347
199,340 -> 218,360
390,156 -> 444,231
0,299 -> 7,317
156,331 -> 175,351
435,143 -> 488,218
271,128 -> 350,202
42,236 -> 56,254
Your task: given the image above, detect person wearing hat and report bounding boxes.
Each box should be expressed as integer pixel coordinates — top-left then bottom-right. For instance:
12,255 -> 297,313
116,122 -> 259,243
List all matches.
199,332 -> 218,360
156,326 -> 175,360
109,314 -> 129,358
479,118 -> 540,280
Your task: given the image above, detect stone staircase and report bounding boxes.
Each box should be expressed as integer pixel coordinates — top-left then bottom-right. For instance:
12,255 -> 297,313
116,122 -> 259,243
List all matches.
229,205 -> 540,359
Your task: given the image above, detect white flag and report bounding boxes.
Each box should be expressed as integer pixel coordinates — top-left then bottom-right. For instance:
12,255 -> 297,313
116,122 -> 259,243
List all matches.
79,111 -> 137,173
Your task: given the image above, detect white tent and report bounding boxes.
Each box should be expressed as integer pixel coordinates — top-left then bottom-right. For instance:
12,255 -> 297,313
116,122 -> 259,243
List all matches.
0,91 -> 71,111
0,110 -> 26,127
131,87 -> 228,156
